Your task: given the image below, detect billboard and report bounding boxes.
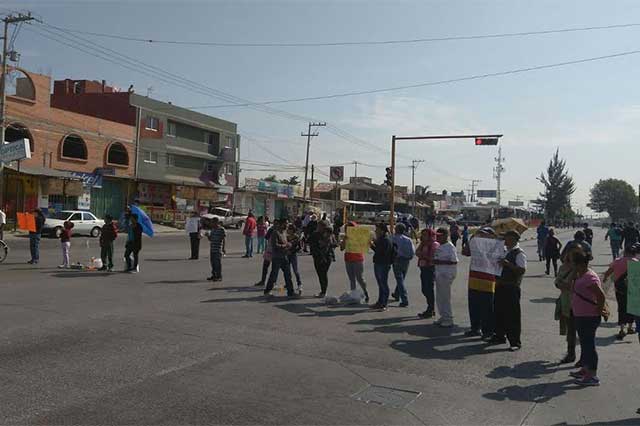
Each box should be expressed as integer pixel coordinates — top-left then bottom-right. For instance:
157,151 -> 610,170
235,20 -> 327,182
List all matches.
508,201 -> 524,207
329,166 -> 344,182
476,190 -> 497,198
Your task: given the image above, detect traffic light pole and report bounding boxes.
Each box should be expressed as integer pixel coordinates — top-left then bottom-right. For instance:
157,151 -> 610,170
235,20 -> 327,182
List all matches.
388,133 -> 502,229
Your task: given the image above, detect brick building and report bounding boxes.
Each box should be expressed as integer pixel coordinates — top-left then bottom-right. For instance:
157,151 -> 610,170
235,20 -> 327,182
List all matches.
1,68 -> 136,220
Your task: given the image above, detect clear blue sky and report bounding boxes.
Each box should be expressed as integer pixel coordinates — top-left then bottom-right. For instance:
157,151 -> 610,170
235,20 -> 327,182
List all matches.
9,0 -> 640,214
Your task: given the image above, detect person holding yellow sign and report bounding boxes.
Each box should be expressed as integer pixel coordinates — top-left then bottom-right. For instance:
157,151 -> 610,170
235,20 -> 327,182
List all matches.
340,222 -> 370,303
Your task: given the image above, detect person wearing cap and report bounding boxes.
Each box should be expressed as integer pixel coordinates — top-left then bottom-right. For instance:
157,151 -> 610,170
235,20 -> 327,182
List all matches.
488,230 -> 527,350
391,223 -> 415,307
340,221 -> 370,302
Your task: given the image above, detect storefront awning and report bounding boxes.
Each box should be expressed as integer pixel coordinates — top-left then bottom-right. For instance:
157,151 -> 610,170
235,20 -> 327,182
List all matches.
5,164 -> 80,180
343,200 -> 382,206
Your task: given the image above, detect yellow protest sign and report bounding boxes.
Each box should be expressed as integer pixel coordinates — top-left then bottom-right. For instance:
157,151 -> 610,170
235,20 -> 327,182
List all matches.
345,226 -> 372,254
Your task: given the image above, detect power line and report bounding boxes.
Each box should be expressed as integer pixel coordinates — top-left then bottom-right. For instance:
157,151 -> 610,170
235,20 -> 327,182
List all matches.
180,48 -> 640,109
45,22 -> 640,48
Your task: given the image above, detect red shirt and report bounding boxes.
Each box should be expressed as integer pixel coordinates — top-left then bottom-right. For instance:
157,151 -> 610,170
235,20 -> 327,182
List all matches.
243,216 -> 257,236
60,228 -> 72,243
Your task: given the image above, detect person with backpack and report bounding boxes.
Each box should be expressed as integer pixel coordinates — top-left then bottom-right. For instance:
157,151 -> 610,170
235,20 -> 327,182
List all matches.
370,223 -> 395,311
99,214 -> 118,271
603,245 -> 638,340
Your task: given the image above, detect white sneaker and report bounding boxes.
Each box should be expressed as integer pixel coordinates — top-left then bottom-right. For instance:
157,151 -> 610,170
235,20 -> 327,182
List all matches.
58,264 -> 67,269
136,265 -> 140,272
434,318 -> 442,325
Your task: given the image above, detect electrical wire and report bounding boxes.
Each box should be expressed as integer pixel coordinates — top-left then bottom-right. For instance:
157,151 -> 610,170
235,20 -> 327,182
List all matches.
45,22 -> 640,48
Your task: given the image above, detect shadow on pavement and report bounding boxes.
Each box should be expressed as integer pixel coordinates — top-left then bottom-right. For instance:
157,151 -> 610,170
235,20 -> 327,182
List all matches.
529,297 -> 557,304
483,379 -> 581,403
552,419 -> 640,426
145,258 -> 187,262
200,295 -> 268,304
391,336 -> 507,361
145,279 -> 203,284
525,273 -> 548,278
486,360 -> 558,380
49,272 -> 114,278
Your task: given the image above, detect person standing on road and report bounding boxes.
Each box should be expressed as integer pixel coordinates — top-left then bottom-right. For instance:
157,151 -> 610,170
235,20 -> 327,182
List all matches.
185,211 -> 201,260
333,211 -> 343,239
449,222 -> 460,248
410,216 -> 420,235
254,222 -> 275,287
256,216 -> 268,254
488,230 -> 527,351
583,223 -> 594,246
370,223 -> 395,311
416,228 -> 439,319
124,214 -> 143,273
463,227 -> 498,339
58,221 -> 73,269
561,231 -> 593,262
99,214 -> 118,271
308,220 -> 337,298
545,228 -> 562,276
605,223 -> 623,260
242,212 -> 257,258
286,224 -> 303,295
391,223 -> 415,308
28,208 -> 45,265
622,221 -> 640,251
461,224 -> 470,250
570,251 -> 607,386
264,219 -> 296,297
433,227 -> 458,327
0,207 -> 6,241
536,221 -> 550,261
340,222 -> 370,302
603,245 -> 638,340
206,217 -> 226,282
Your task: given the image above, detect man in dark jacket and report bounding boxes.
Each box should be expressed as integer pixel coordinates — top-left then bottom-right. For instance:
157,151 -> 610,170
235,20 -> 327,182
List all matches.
622,222 -> 640,250
28,208 -> 45,264
124,214 -> 143,273
99,214 -> 118,271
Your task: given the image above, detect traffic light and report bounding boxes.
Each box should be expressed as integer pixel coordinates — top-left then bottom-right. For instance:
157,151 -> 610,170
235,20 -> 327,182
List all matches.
384,167 -> 393,186
475,137 -> 499,146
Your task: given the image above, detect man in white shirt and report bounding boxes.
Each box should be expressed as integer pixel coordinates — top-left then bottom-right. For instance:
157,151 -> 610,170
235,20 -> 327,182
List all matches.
434,227 -> 458,327
0,208 -> 6,241
185,211 -> 201,260
488,230 -> 527,351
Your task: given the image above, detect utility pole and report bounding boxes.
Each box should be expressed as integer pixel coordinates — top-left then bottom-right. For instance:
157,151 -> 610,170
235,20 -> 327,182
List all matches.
309,164 -> 314,199
493,145 -> 505,206
353,161 -> 358,179
301,122 -> 326,206
470,179 -> 481,203
410,159 -> 424,217
0,12 -> 35,209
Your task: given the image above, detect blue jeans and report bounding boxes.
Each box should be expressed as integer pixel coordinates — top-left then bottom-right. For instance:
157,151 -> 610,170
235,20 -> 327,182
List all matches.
265,256 -> 294,295
374,263 -> 391,306
29,233 -> 41,262
288,253 -> 302,286
245,236 -> 254,257
575,316 -> 601,372
610,240 -> 621,259
420,265 -> 435,311
392,258 -> 411,305
257,236 -> 266,253
468,289 -> 495,336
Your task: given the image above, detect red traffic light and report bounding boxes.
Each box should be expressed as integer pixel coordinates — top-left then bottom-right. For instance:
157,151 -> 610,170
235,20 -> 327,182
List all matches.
475,137 -> 499,146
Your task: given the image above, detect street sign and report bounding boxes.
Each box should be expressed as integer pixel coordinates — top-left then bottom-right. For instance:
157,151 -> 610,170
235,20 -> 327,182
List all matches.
508,201 -> 524,207
0,138 -> 31,163
329,166 -> 344,182
476,190 -> 497,198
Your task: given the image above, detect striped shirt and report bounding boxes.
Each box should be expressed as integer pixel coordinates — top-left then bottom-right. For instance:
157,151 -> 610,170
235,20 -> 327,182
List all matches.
208,228 -> 226,253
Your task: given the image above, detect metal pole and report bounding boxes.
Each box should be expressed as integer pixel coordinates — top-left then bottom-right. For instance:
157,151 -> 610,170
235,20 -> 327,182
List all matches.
389,135 -> 396,230
0,17 -> 8,210
310,164 -> 314,199
302,122 -> 311,202
411,161 -> 415,218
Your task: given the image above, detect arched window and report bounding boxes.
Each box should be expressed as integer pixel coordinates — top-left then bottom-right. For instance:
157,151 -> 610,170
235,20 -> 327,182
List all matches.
5,122 -> 34,152
106,142 -> 129,166
7,69 -> 36,101
61,134 -> 87,160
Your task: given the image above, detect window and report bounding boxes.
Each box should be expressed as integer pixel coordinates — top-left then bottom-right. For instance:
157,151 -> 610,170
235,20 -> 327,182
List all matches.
69,213 -> 82,221
206,132 -> 219,146
5,123 -> 34,153
167,121 -> 176,137
61,134 -> 88,160
224,163 -> 234,175
205,161 -> 215,173
106,142 -> 129,166
82,212 -> 96,221
224,135 -> 234,149
145,116 -> 159,131
166,154 -> 174,167
142,150 -> 158,164
172,155 -> 203,170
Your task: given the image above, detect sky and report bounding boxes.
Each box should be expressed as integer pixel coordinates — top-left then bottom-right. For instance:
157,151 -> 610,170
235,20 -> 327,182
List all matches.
7,0 -> 640,215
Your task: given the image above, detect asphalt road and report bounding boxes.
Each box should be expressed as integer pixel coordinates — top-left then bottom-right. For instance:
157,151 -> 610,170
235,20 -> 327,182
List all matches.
1,228 -> 639,425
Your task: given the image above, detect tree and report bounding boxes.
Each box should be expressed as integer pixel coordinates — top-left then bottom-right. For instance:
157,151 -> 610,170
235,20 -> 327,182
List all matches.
263,174 -> 278,182
536,149 -> 576,222
280,176 -> 300,186
588,178 -> 637,221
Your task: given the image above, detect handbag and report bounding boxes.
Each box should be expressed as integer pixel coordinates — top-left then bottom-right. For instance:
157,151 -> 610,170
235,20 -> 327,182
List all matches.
573,288 -> 610,322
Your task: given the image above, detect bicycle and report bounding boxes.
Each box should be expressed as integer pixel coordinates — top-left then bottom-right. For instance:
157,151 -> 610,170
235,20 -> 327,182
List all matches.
0,239 -> 7,263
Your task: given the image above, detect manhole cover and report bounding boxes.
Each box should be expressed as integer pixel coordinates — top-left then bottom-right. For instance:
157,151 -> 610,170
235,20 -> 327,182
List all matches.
352,385 -> 421,409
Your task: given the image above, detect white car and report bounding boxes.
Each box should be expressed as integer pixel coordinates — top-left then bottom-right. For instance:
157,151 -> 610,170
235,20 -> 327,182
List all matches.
43,210 -> 105,238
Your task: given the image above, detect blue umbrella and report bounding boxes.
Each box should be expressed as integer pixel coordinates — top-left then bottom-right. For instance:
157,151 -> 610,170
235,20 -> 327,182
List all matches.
130,205 -> 154,237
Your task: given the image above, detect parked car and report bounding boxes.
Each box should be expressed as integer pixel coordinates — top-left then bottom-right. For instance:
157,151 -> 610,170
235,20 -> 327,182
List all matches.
43,210 -> 105,238
375,211 -> 398,223
208,207 -> 247,229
